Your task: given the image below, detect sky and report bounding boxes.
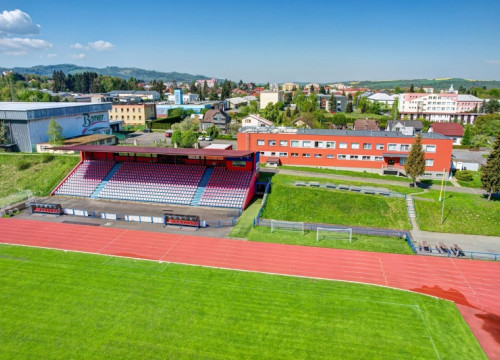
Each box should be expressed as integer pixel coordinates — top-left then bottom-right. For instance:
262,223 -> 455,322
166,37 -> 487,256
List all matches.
1,0 -> 500,83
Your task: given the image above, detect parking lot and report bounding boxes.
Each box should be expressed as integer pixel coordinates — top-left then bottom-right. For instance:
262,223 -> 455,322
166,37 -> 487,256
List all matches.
120,131 -> 237,149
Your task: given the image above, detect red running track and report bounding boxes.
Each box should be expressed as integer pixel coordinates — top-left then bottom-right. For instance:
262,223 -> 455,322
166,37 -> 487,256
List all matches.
1,218 -> 499,359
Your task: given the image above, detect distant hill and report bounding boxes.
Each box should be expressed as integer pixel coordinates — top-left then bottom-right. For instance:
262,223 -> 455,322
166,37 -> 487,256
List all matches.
0,64 -> 214,82
346,78 -> 500,90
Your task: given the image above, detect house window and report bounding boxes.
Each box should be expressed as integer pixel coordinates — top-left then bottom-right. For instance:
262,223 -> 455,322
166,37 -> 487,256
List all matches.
314,154 -> 322,158
302,153 -> 311,158
133,108 -> 135,112
362,156 -> 371,160
388,144 -> 397,151
326,154 -> 334,159
257,139 -> 265,146
291,153 -> 299,157
302,141 -> 312,148
268,140 -> 276,146
425,159 -> 434,167
400,144 -> 410,151
338,155 -> 347,159
351,143 -> 360,149
339,142 -> 347,149
279,152 -> 288,157
139,116 -> 142,120
127,116 -> 129,120
280,140 -> 288,146
400,158 -> 407,165
376,144 -> 384,150
314,141 -> 324,148
138,108 -> 141,113
374,156 -> 383,161
114,108 -> 117,112
363,143 -> 372,150
326,141 -> 335,148
133,116 -> 136,120
291,140 -> 299,147
350,155 -> 359,160
425,145 -> 436,153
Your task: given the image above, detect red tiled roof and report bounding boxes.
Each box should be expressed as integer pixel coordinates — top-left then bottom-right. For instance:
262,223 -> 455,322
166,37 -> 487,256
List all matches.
430,123 -> 464,137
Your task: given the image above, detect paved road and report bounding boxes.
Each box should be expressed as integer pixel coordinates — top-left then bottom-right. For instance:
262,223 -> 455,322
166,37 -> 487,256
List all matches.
410,229 -> 500,254
276,169 -> 485,195
453,149 -> 489,165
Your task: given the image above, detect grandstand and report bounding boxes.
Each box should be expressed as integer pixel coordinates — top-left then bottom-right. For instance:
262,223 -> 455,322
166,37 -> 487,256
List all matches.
51,145 -> 259,209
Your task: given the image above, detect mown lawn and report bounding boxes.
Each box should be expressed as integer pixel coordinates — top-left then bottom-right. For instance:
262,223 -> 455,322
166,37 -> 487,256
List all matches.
247,226 -> 413,254
0,154 -> 79,199
414,191 -> 500,236
270,173 -> 422,195
228,198 -> 262,238
262,182 -> 411,230
0,245 -> 485,359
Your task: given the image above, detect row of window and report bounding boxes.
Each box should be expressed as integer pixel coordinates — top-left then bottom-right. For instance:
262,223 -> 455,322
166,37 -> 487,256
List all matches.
256,139 -> 436,152
113,108 -> 142,113
259,150 -> 435,166
110,115 -> 142,121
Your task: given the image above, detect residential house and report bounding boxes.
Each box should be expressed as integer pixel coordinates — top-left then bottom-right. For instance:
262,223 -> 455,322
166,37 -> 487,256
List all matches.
386,120 -> 424,136
260,90 -> 284,109
354,119 -> 380,131
429,122 -> 464,145
200,109 -> 231,132
241,114 -> 274,129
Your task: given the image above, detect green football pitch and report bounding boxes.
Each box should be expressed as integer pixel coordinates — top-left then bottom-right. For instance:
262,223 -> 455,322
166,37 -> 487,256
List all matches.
0,245 -> 485,359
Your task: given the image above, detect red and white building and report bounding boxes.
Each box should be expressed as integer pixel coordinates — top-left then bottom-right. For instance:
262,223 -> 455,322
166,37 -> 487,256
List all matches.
429,122 -> 464,145
196,78 -> 218,88
398,92 -> 483,124
237,128 -> 453,178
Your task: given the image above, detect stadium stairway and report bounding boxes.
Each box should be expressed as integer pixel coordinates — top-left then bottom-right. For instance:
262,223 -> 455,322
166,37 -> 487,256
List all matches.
190,167 -> 214,206
90,163 -> 122,199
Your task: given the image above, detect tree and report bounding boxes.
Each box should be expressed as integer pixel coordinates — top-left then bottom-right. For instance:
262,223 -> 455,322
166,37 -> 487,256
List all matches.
0,121 -> 7,144
391,98 -> 399,119
405,134 -> 425,186
206,125 -> 220,138
462,125 -> 472,146
309,84 -> 315,93
285,92 -> 293,104
485,99 -> 500,114
47,119 -> 64,145
171,130 -> 182,147
180,130 -> 197,148
319,85 -> 326,94
409,84 -> 415,93
481,133 -> 500,200
328,94 -> 336,112
418,86 -> 425,93
345,102 -> 353,113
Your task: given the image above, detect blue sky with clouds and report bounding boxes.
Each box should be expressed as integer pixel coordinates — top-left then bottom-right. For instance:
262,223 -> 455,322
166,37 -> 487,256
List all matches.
1,0 -> 500,82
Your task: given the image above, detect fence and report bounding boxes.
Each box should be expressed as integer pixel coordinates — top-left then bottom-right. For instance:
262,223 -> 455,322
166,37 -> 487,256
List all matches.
417,246 -> 500,261
253,181 -> 271,226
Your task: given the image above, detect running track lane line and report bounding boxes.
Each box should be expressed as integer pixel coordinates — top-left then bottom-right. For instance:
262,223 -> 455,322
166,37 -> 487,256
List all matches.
0,218 -> 499,359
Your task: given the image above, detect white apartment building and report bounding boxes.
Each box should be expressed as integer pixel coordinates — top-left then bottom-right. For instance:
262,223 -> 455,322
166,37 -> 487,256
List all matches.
398,92 -> 483,124
282,82 -> 298,91
167,93 -> 200,103
260,90 -> 284,109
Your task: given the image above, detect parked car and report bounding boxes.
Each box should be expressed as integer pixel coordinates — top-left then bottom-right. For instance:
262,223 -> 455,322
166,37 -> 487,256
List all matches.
143,128 -> 151,133
198,136 -> 205,141
165,131 -> 172,138
204,136 -> 212,141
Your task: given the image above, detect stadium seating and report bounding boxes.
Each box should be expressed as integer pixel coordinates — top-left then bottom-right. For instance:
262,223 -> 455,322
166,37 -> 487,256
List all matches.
54,160 -> 116,197
98,163 -> 206,205
198,167 -> 252,208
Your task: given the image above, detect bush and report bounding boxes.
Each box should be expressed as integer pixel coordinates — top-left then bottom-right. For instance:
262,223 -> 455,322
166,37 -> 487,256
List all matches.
16,161 -> 32,171
455,170 -> 474,182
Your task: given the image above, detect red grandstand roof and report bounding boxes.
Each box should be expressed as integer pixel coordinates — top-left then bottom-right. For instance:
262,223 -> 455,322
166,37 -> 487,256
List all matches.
53,145 -> 254,157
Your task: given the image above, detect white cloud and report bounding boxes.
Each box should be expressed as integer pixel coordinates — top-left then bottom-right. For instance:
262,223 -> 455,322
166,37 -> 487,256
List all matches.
70,42 -> 89,50
88,40 -> 114,51
486,60 -> 500,66
46,53 -> 57,58
70,53 -> 86,59
0,37 -> 52,55
0,9 -> 40,35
